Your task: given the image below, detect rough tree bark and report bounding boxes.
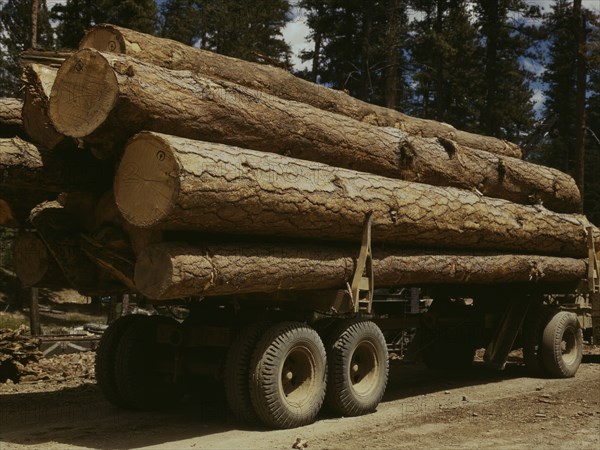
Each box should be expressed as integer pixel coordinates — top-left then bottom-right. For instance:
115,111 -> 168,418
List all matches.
21,64 -> 67,149
114,132 -> 596,258
80,24 -> 522,158
0,98 -> 23,138
13,232 -> 68,288
0,137 -> 105,193
0,189 -> 53,228
29,201 -> 126,295
135,242 -> 587,300
49,50 -> 578,212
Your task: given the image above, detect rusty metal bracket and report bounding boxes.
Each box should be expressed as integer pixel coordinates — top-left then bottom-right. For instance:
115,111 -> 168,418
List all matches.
350,212 -> 374,314
587,226 -> 599,294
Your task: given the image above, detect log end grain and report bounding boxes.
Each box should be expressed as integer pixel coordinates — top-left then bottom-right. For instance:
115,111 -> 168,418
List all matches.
48,49 -> 118,138
114,132 -> 180,228
13,232 -> 52,287
134,243 -> 179,299
80,24 -> 126,54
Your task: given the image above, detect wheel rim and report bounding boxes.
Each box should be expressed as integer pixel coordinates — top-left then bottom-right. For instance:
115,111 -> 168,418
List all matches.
279,345 -> 318,407
348,340 -> 379,397
560,326 -> 578,366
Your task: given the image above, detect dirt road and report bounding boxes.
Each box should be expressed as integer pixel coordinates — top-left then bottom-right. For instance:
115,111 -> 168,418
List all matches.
1,354 -> 599,449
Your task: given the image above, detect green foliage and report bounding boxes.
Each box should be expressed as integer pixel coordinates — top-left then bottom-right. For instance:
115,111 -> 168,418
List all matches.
532,1 -> 600,224
0,0 -> 54,96
583,13 -> 600,225
300,0 -> 411,109
160,0 -> 291,64
476,0 -> 538,141
160,0 -> 200,45
410,0 -> 483,130
50,0 -> 101,49
99,0 -> 158,34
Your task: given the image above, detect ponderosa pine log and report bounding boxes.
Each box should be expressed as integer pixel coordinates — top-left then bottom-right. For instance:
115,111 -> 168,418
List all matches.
93,190 -> 161,255
135,242 -> 587,300
80,24 -> 522,159
0,137 -> 105,193
0,98 -> 23,138
114,132 -> 596,258
48,50 -> 579,212
21,64 -> 66,149
29,201 -> 127,295
13,232 -> 68,288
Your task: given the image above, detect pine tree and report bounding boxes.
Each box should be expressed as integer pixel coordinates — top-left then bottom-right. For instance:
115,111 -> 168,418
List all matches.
99,0 -> 159,35
586,16 -> 600,224
300,0 -> 410,108
476,0 -> 538,142
410,0 -> 484,130
159,1 -> 291,64
160,0 -> 200,45
51,0 -> 101,49
0,0 -> 54,96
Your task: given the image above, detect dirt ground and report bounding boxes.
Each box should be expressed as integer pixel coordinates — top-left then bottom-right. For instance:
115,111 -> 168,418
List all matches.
0,348 -> 599,450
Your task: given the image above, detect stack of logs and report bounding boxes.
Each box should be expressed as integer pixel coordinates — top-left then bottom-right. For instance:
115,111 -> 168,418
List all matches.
1,24 -> 597,302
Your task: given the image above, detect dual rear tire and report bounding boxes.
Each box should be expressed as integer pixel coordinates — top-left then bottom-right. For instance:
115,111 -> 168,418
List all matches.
95,314 -> 180,410
224,320 -> 388,428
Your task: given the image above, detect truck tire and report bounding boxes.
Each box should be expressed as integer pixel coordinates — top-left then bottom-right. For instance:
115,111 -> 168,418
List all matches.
249,322 -> 327,429
115,315 -> 180,409
324,320 -> 388,417
522,305 -> 554,375
541,311 -> 583,378
224,322 -> 269,424
95,314 -> 144,408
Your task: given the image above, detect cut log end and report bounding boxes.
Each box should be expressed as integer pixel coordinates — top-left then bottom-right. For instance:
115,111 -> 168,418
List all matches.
134,244 -> 177,299
114,132 -> 180,227
80,24 -> 126,54
14,233 -> 52,287
48,48 -> 118,138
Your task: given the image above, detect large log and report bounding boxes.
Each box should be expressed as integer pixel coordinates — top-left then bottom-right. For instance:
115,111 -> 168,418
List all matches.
80,24 -> 522,159
29,201 -> 127,295
0,98 -> 23,138
114,132 -> 596,258
13,232 -> 68,288
0,137 -> 105,193
48,50 -> 579,212
21,64 -> 67,149
135,242 -> 587,300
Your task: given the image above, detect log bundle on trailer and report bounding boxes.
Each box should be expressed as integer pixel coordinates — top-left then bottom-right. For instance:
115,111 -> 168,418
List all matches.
2,24 -> 599,430
80,24 -> 522,158
49,49 -> 578,212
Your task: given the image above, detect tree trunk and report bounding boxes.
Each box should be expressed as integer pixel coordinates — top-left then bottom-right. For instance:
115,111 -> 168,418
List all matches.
0,98 -> 23,138
135,242 -> 587,300
14,232 -> 68,288
482,0 -> 499,135
29,201 -> 127,296
114,132 -> 596,258
79,24 -> 522,158
21,64 -> 67,149
50,50 -> 578,212
574,0 -> 586,211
